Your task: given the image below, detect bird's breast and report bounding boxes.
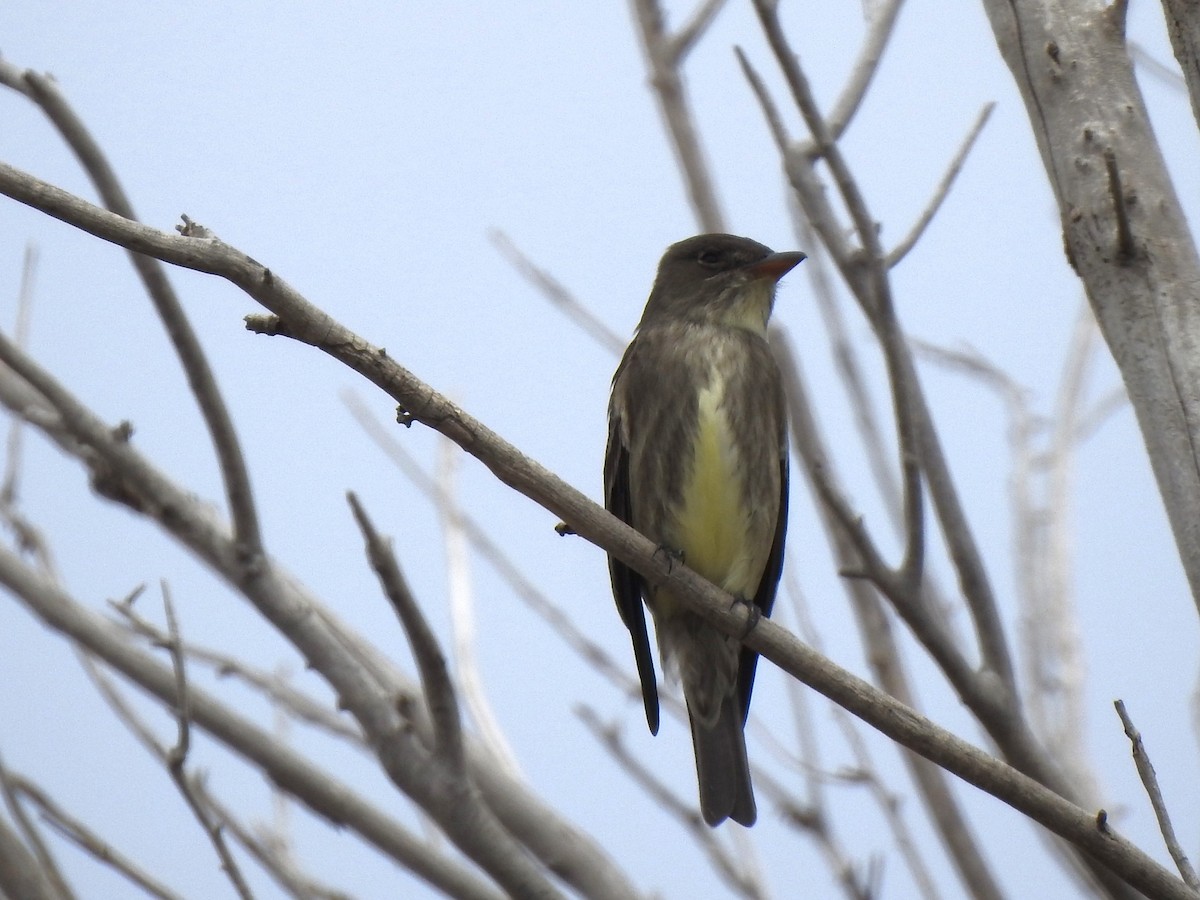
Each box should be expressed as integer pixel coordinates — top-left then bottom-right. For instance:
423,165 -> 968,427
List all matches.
672,365 -> 760,598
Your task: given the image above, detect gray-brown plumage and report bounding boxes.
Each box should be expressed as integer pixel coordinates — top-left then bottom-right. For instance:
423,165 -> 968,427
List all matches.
604,233 -> 803,826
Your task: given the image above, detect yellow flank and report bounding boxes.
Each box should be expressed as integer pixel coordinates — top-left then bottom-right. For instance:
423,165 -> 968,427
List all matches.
674,369 -> 757,599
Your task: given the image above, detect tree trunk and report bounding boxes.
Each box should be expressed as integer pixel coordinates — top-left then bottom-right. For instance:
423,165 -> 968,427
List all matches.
982,0 -> 1200,620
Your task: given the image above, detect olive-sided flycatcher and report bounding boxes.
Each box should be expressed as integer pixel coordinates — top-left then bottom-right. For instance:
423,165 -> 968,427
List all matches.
605,233 -> 804,826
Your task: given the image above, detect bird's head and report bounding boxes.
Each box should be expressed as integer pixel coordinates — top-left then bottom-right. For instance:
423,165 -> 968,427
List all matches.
640,233 -> 806,334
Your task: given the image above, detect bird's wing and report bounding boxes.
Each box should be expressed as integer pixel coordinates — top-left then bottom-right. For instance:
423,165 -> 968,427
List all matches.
604,404 -> 661,735
737,447 -> 788,723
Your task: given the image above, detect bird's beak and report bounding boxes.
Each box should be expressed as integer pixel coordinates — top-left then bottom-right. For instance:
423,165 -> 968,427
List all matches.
747,251 -> 806,283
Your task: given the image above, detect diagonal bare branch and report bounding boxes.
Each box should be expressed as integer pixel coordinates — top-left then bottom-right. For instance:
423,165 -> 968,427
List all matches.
0,59 -> 263,559
825,0 -> 907,140
437,437 -> 523,779
887,103 -> 996,268
1115,700 -> 1200,891
348,492 -> 465,774
7,759 -> 181,900
670,0 -> 728,63
630,0 -> 725,231
490,230 -> 625,355
0,756 -> 76,900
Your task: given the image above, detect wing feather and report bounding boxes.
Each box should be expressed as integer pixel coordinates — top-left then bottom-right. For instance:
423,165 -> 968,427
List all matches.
737,440 -> 788,722
604,408 -> 661,734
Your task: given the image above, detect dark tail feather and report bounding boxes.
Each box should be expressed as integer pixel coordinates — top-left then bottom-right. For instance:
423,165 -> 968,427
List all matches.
689,693 -> 756,827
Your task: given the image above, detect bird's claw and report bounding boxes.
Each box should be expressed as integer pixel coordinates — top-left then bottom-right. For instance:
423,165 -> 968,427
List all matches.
729,595 -> 760,638
653,544 -> 685,573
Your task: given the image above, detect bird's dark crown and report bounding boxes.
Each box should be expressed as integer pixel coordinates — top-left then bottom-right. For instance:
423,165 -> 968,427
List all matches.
658,234 -> 775,282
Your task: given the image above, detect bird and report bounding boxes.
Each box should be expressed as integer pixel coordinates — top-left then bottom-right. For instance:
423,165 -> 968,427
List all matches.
604,233 -> 803,826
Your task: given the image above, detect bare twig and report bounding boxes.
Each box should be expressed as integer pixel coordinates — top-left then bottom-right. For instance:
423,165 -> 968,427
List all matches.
751,0 -> 882,268
1129,42 -> 1188,91
782,592 -> 827,802
109,592 -> 363,744
735,46 -> 792,153
193,782 -> 353,900
914,322 -> 1106,811
911,340 -> 1026,397
0,242 -> 62,580
781,583 -> 937,899
670,0 -> 728,62
1114,701 -> 1200,891
576,706 -> 768,899
887,103 -> 996,268
82,645 -> 255,899
800,431 -> 965,683
125,608 -> 354,754
159,587 -> 256,899
0,811 -> 66,900
755,767 -> 874,900
878,331 -> 926,596
0,756 -> 74,899
739,0 -> 907,191
0,58 -> 263,559
184,649 -> 359,743
437,437 -> 522,778
1074,387 -> 1128,444
1,242 -> 37,505
489,230 -> 625,355
348,492 -> 465,773
914,330 -> 1139,895
909,381 -> 1019,699
163,586 -> 192,765
833,710 -> 945,900
1037,304 -> 1100,800
824,0 -> 907,140
6,765 -> 179,900
576,708 -> 689,821
630,0 -> 725,231
797,214 -> 913,543
343,496 -> 563,896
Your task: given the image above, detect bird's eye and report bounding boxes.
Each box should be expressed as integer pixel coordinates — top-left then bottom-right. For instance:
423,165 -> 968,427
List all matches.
696,248 -> 723,267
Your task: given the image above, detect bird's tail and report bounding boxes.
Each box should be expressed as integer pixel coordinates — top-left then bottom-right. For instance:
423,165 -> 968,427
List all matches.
689,693 -> 756,826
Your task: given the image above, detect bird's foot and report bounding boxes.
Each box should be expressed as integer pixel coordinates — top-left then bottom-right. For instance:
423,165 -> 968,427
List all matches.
652,544 -> 685,573
729,595 -> 760,638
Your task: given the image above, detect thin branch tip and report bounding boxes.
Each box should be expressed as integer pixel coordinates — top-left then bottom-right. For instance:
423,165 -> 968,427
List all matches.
1114,700 -> 1200,888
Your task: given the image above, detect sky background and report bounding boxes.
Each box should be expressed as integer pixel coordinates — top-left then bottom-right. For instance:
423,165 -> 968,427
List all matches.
1,2 -> 1198,898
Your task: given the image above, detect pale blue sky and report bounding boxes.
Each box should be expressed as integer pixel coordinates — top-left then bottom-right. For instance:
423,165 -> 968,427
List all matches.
1,3 -> 1197,898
